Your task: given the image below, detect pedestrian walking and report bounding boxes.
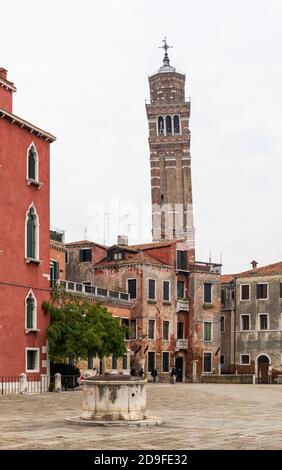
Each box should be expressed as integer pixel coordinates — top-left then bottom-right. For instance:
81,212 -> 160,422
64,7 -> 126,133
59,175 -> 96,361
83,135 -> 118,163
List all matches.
170,366 -> 177,384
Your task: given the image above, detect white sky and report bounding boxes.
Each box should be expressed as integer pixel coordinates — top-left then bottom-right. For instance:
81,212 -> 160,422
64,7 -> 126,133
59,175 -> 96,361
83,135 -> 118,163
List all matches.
2,0 -> 282,273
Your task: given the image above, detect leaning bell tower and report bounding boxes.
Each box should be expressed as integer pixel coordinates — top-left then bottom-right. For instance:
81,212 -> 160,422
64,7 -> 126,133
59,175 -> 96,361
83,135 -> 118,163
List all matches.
146,38 -> 195,248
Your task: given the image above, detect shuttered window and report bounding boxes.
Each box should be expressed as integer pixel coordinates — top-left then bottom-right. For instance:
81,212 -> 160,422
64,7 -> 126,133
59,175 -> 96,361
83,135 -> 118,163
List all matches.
163,281 -> 170,301
28,147 -> 37,180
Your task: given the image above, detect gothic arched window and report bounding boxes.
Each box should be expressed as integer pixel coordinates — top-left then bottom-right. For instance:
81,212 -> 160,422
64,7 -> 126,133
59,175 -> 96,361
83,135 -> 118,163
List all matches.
158,116 -> 165,135
26,206 -> 39,260
27,144 -> 38,181
26,292 -> 36,329
166,116 -> 172,135
173,115 -> 180,134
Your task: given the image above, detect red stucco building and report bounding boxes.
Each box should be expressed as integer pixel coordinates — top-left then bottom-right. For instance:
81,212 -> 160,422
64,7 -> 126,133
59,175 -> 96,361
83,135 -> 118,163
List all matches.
0,67 -> 56,377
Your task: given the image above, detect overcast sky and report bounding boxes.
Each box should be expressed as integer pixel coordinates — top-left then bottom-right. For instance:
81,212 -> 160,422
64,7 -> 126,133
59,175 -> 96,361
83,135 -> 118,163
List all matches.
2,0 -> 282,273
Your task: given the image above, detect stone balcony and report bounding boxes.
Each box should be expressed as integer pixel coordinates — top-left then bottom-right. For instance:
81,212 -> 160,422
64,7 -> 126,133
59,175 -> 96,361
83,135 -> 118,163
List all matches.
53,280 -> 131,304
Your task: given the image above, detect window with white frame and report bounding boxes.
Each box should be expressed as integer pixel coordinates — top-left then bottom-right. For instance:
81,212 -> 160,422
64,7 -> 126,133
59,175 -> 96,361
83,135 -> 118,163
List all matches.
148,279 -> 156,300
27,143 -> 39,181
163,320 -> 169,340
25,291 -> 36,330
241,314 -> 250,331
203,352 -> 212,373
26,205 -> 39,260
127,279 -> 137,299
259,313 -> 268,330
204,322 -> 212,341
257,283 -> 268,300
240,354 -> 250,365
240,284 -> 250,301
148,319 -> 155,340
148,351 -> 155,372
26,348 -> 40,372
163,281 -> 170,301
204,283 -> 212,303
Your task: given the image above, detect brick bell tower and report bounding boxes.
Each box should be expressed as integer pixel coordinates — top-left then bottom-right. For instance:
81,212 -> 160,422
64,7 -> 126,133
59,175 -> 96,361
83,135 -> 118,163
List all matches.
146,39 -> 195,249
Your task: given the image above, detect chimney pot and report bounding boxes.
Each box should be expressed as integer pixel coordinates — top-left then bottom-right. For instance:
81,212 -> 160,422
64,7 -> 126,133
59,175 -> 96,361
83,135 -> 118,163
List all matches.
251,260 -> 258,270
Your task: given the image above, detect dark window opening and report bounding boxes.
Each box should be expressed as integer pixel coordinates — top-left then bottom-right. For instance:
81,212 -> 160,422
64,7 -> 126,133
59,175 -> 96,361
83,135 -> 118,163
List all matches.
79,248 -> 92,262
221,289 -> 226,306
241,284 -> 250,300
28,147 -> 37,180
166,115 -> 172,134
177,250 -> 187,270
259,314 -> 268,330
163,321 -> 169,340
173,115 -> 180,134
257,283 -> 268,300
148,279 -> 156,300
221,315 -> 225,333
112,354 -> 118,369
158,116 -> 165,135
177,321 -> 184,339
27,350 -> 38,371
220,355 -> 225,366
162,352 -> 169,372
177,280 -> 185,298
148,352 -> 155,372
163,281 -> 170,301
26,208 -> 37,259
26,295 -> 35,329
241,354 -> 250,365
204,283 -> 212,303
203,352 -> 212,373
241,315 -> 250,331
128,279 -> 137,299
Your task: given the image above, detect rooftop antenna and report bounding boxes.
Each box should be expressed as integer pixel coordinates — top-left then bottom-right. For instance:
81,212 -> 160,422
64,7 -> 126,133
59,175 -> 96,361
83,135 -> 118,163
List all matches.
209,251 -> 212,264
103,213 -> 109,245
84,227 -> 88,240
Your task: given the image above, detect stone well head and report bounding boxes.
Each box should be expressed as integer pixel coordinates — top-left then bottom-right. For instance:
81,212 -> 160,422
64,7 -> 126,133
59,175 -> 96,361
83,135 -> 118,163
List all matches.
80,374 -> 147,422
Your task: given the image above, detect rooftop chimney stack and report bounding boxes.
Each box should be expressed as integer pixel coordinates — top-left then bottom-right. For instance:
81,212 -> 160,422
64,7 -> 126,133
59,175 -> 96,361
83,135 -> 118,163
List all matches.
251,260 -> 258,270
0,67 -> 16,113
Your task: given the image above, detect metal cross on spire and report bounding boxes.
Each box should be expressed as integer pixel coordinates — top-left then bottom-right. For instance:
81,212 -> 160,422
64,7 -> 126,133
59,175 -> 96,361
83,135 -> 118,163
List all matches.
159,36 -> 173,67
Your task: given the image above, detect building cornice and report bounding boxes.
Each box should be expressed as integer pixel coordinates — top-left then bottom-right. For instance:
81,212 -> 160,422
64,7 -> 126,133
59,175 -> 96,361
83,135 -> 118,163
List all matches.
0,77 -> 17,92
0,107 -> 56,142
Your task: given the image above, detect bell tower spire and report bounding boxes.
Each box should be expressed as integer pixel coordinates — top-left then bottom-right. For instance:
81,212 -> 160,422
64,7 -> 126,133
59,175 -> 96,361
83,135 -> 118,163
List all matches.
146,40 -> 195,252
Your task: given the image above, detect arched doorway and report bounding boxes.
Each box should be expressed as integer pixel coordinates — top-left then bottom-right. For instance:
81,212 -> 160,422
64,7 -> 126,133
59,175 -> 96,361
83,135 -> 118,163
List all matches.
257,354 -> 271,384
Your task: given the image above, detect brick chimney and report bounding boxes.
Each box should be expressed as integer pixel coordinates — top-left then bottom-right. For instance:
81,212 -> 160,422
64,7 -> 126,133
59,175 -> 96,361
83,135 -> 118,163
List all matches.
0,67 -> 16,113
0,68 -> 8,80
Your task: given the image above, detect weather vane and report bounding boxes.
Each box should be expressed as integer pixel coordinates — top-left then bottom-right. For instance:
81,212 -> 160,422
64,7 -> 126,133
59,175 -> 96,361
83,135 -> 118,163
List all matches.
159,37 -> 173,67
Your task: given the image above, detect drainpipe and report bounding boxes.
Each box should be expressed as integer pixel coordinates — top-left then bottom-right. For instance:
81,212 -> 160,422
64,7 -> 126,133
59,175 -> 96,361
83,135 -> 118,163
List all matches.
233,277 -> 237,374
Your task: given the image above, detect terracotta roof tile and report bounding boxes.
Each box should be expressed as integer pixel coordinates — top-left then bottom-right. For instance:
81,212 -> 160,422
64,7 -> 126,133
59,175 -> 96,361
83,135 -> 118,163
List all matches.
66,240 -> 107,249
221,274 -> 235,283
93,251 -> 171,268
130,240 -> 178,250
238,261 -> 282,278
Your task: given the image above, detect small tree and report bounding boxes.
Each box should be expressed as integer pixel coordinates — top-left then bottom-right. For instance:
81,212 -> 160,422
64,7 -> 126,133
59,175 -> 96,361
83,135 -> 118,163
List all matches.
43,288 -> 127,364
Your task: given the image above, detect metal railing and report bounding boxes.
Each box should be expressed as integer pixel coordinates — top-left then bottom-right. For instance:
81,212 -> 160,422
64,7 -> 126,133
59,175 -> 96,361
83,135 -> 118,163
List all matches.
54,280 -> 130,302
0,375 -> 82,395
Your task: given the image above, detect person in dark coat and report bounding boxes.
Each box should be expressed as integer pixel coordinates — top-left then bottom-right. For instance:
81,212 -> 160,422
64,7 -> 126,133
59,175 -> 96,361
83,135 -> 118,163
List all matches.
138,368 -> 145,378
151,368 -> 158,382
